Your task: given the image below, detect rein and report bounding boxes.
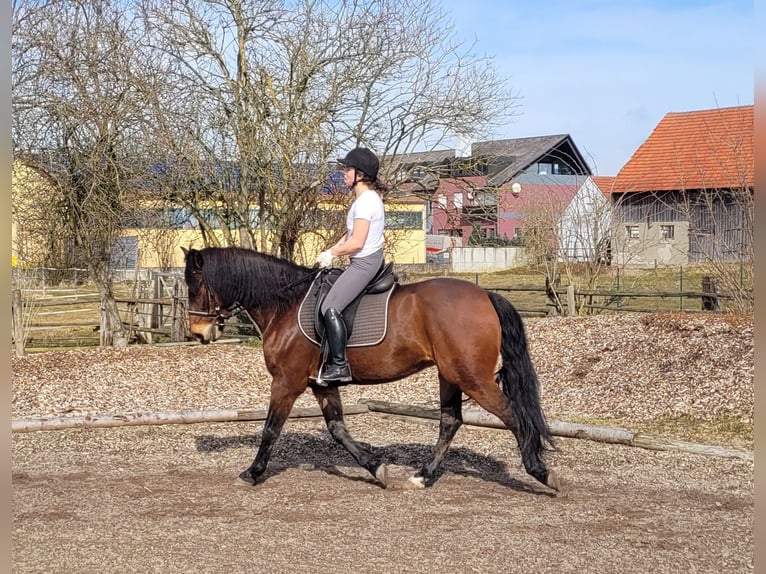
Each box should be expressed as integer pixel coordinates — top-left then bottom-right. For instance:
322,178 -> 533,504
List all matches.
186,275 -> 247,328
187,268 -> 318,334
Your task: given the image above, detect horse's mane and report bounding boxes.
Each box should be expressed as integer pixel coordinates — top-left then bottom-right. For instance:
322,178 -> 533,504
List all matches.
197,247 -> 316,314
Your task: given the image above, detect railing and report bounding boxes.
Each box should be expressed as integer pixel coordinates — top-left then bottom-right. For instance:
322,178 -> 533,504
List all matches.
487,277 -> 737,317
12,274 -> 738,355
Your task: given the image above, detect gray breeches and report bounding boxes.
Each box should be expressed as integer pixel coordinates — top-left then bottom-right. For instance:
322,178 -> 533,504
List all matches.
320,249 -> 385,314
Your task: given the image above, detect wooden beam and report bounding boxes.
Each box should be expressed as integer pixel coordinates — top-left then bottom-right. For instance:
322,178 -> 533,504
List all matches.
359,399 -> 753,462
12,404 -> 369,433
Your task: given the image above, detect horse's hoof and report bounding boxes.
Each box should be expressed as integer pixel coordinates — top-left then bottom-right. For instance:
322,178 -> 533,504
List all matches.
375,464 -> 389,488
234,471 -> 256,487
404,475 -> 426,490
546,470 -> 563,493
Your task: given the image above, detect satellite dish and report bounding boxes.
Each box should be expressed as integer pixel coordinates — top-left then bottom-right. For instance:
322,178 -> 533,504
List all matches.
511,182 -> 522,195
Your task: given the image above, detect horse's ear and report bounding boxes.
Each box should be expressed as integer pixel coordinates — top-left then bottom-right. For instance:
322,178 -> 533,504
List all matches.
181,246 -> 189,257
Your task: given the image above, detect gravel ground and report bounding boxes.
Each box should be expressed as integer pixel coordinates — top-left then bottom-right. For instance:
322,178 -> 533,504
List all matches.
12,312 -> 754,430
12,312 -> 754,573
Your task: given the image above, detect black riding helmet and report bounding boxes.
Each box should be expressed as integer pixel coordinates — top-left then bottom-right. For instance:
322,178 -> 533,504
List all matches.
337,147 -> 379,180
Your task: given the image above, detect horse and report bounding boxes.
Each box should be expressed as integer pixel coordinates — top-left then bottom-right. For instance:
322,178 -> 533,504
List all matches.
182,246 -> 560,493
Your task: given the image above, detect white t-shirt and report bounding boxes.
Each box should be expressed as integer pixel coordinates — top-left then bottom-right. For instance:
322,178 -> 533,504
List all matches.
347,189 -> 385,258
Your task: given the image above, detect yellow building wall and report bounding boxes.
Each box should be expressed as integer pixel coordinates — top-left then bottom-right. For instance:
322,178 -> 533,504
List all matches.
123,200 -> 426,269
13,158 -> 427,270
12,161 -> 57,267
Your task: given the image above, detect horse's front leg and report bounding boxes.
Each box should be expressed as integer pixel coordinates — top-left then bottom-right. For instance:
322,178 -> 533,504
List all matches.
237,382 -> 302,486
312,385 -> 389,488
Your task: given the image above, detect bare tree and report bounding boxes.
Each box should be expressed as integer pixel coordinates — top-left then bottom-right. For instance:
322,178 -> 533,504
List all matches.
683,184 -> 753,311
140,0 -> 517,261
12,160 -> 72,271
513,191 -> 567,310
13,0 -> 156,346
555,177 -> 613,298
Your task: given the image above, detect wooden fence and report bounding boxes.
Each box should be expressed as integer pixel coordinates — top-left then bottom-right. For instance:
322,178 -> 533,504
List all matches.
11,270 -> 257,355
12,273 -> 730,355
486,274 -> 728,317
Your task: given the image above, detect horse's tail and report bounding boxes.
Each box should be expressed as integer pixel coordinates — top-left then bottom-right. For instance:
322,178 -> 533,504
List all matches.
487,291 -> 555,460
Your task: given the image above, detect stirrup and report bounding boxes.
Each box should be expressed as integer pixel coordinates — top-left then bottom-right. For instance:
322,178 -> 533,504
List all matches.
320,362 -> 352,382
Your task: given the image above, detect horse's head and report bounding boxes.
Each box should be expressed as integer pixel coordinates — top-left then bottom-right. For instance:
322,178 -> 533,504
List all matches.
182,247 -> 226,344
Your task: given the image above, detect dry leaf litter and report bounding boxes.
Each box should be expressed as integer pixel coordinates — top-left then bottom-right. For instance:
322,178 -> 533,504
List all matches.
12,313 -> 754,574
12,312 -> 753,431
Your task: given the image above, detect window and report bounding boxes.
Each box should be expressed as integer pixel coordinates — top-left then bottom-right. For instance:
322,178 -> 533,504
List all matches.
111,236 -> 138,269
387,211 -> 423,230
626,225 -> 640,239
660,225 -> 675,240
453,193 -> 463,209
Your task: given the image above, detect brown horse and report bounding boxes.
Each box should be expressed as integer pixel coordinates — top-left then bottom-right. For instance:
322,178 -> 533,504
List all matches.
183,246 -> 560,492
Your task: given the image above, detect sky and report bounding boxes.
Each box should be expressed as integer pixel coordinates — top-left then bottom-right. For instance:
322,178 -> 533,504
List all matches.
440,0 -> 753,176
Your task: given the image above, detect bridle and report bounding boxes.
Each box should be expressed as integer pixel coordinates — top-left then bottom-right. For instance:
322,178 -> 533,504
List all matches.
186,268 -> 318,336
186,274 -> 247,330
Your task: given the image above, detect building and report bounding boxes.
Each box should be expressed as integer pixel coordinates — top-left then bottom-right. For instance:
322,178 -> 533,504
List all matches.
610,105 -> 754,267
12,157 -> 429,272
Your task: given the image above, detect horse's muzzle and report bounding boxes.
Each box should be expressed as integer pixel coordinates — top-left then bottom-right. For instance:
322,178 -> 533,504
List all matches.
190,321 -> 222,344
193,333 -> 210,345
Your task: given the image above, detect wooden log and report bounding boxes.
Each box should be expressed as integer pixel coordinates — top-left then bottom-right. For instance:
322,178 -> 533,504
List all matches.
359,399 -> 753,462
12,404 -> 369,433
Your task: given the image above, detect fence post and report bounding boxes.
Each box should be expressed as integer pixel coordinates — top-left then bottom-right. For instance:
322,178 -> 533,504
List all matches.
151,271 -> 161,329
171,282 -> 186,342
545,276 -> 559,316
701,276 -> 720,311
566,284 -> 577,316
12,289 -> 25,357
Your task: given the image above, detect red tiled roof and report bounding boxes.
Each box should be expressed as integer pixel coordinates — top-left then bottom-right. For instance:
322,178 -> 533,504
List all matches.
591,176 -> 616,196
612,105 -> 753,193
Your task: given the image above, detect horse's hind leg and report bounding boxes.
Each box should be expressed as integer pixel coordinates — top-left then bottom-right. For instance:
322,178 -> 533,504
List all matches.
311,386 -> 388,487
464,383 -> 557,491
409,377 -> 463,488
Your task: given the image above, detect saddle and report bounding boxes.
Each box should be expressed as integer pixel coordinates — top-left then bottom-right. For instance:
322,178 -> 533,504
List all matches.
298,261 -> 398,347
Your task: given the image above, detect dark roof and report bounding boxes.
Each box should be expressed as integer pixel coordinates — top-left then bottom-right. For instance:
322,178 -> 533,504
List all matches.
386,149 -> 456,170
471,134 -> 592,185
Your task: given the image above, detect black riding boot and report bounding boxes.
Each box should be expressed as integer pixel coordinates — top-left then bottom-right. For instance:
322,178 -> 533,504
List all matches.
319,307 -> 352,383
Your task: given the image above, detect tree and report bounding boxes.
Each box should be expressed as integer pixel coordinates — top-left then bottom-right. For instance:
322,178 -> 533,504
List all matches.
140,0 -> 518,261
683,184 -> 753,312
555,177 -> 613,294
12,0 -> 157,346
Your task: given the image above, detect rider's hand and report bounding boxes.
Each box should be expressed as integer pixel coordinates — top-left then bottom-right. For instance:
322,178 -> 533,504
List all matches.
316,249 -> 334,268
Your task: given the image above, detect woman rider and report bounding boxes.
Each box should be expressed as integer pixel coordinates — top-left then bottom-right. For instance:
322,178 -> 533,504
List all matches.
315,147 -> 387,384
